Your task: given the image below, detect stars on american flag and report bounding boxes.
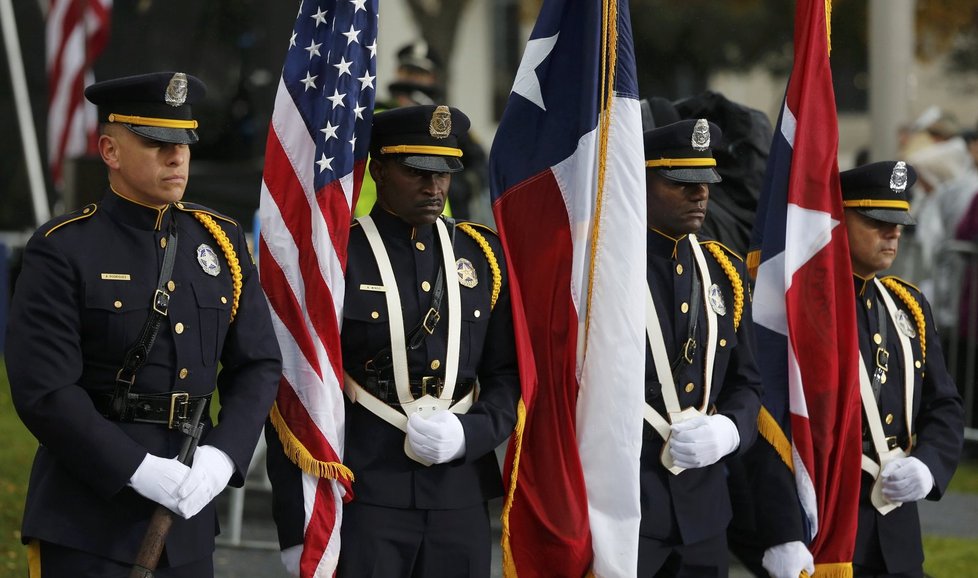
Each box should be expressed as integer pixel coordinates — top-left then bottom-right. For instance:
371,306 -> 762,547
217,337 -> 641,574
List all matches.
285,0 -> 377,181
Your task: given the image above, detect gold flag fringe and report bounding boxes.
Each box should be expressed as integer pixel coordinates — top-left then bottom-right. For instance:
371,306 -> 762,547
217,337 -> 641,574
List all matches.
269,401 -> 354,481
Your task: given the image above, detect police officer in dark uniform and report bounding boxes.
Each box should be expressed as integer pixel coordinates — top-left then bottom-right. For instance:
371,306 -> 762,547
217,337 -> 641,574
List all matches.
756,161 -> 965,578
5,72 -> 282,577
640,118 -> 763,576
265,104 -> 520,577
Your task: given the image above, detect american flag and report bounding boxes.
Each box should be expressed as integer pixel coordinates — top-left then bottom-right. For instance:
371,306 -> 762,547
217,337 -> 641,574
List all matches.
748,0 -> 862,571
490,1 -> 646,575
258,1 -> 377,576
46,0 -> 112,188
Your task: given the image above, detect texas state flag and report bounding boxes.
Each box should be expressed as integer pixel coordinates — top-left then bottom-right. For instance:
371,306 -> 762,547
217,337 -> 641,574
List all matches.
489,1 -> 647,576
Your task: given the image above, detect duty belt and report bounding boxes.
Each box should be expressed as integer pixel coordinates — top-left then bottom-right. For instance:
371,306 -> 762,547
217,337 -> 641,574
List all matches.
363,376 -> 475,406
862,433 -> 915,456
94,391 -> 211,429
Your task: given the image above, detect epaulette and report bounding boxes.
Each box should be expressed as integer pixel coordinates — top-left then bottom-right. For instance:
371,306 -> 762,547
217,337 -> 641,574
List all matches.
458,222 -> 502,310
173,201 -> 238,228
43,204 -> 98,237
700,239 -> 745,262
880,276 -> 926,364
701,240 -> 744,330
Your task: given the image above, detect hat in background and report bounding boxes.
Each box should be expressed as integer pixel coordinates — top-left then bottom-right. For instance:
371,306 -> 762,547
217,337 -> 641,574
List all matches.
396,40 -> 443,75
644,118 -> 722,183
639,97 -> 681,132
370,105 -> 470,173
840,160 -> 917,226
84,72 -> 206,145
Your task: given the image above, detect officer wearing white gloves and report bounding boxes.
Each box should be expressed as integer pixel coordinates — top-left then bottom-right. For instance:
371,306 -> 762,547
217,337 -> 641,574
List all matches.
6,72 -> 283,577
638,118 -> 762,576
265,105 -> 520,578
743,161 -> 965,578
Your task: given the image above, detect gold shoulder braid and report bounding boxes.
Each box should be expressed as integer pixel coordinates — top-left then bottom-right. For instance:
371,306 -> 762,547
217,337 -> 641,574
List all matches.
194,212 -> 243,322
458,223 -> 501,310
881,277 -> 926,365
705,242 -> 743,330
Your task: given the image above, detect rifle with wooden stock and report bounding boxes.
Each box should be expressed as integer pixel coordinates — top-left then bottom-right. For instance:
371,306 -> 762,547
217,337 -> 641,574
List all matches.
129,400 -> 207,578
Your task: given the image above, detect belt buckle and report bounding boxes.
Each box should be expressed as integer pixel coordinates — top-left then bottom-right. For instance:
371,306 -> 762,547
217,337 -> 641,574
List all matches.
420,376 -> 442,398
153,289 -> 170,316
885,435 -> 899,450
682,339 -> 697,364
876,348 -> 889,372
168,392 -> 191,429
422,308 -> 441,334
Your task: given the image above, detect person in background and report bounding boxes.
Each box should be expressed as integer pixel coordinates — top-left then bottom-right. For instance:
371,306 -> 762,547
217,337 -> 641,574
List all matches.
750,161 -> 964,578
638,117 -> 762,576
5,71 -> 282,577
265,104 -> 520,578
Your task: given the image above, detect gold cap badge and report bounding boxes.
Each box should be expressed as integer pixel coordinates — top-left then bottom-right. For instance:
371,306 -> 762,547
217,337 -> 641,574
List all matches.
429,105 -> 452,139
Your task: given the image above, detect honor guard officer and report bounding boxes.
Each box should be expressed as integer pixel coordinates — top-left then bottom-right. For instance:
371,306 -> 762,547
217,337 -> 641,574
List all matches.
5,72 -> 283,577
757,161 -> 965,578
265,105 -> 520,578
639,118 -> 763,576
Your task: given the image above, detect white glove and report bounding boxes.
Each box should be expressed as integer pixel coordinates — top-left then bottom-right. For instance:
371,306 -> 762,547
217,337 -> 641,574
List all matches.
128,453 -> 191,512
881,456 -> 934,503
174,445 -> 235,519
406,410 -> 466,464
281,544 -> 302,577
762,541 -> 815,578
668,414 -> 740,469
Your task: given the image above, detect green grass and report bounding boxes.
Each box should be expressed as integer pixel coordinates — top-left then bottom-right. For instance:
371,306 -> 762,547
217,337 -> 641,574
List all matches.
924,536 -> 978,577
0,358 -> 34,577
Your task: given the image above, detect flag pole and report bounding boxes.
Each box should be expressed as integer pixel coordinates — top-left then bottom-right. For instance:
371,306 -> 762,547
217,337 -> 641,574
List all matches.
1,0 -> 51,227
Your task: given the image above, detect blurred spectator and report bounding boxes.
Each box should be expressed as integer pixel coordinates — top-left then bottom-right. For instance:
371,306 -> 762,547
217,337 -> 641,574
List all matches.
898,136 -> 978,303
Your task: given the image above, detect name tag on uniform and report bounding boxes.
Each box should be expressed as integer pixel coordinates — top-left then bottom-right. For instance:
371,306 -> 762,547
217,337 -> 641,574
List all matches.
359,284 -> 386,292
101,273 -> 131,281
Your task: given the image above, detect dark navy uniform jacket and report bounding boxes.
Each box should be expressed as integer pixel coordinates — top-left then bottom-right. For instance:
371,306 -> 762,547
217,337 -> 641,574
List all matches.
266,206 -> 520,549
851,275 -> 963,574
6,191 -> 282,566
640,229 -> 762,545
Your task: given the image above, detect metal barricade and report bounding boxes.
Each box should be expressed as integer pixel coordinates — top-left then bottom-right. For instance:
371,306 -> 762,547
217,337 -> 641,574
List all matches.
216,431 -> 279,550
932,239 -> 978,441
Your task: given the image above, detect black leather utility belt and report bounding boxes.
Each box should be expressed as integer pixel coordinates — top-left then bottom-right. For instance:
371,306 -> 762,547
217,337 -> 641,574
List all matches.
363,376 -> 475,406
94,391 -> 211,429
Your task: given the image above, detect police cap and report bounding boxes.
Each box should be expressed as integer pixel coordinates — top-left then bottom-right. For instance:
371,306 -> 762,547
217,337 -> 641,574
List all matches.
370,105 -> 470,174
84,72 -> 206,145
840,160 -> 917,226
644,118 -> 722,184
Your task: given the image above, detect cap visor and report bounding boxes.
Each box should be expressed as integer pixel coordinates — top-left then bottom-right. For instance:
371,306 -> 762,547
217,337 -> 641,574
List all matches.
656,166 -> 722,184
857,208 -> 916,226
126,124 -> 199,145
399,155 -> 464,174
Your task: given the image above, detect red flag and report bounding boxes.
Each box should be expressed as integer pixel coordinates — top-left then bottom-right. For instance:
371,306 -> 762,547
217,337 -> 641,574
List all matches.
490,1 -> 646,575
258,1 -> 377,575
748,0 -> 862,574
46,0 -> 112,187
